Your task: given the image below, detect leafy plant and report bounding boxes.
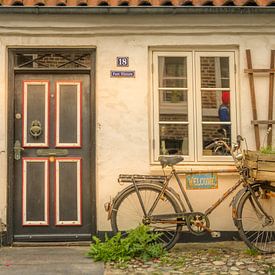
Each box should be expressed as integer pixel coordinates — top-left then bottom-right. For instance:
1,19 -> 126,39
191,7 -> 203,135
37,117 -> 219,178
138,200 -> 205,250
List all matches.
86,225 -> 166,263
160,255 -> 186,269
267,266 -> 275,275
260,146 -> 275,154
243,248 -> 259,256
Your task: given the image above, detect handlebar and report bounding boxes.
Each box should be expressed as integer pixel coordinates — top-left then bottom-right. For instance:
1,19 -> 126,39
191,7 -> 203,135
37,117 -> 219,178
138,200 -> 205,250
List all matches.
208,136 -> 245,172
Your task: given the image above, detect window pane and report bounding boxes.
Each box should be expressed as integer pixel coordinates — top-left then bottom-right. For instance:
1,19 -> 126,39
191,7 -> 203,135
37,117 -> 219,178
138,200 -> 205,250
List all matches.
202,124 -> 231,156
201,90 -> 230,122
159,124 -> 188,155
159,90 -> 188,122
158,57 -> 187,88
200,57 -> 229,88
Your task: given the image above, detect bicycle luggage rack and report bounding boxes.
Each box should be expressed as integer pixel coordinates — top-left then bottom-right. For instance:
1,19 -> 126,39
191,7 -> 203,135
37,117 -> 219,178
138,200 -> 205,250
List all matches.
118,174 -> 166,184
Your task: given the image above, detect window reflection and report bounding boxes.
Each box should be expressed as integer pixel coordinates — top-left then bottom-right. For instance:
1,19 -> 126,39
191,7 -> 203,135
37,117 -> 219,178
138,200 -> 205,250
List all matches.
158,57 -> 187,88
159,124 -> 188,155
200,57 -> 229,88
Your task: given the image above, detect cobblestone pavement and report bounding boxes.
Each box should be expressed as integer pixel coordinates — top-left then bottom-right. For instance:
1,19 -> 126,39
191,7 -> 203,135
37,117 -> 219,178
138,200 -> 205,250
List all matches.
104,241 -> 275,275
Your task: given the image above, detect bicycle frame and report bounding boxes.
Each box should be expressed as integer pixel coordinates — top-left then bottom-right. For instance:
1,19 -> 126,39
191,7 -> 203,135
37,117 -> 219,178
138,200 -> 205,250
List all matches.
139,168 -> 243,220
119,136 -> 272,229
133,167 -> 270,225
110,135 -> 274,254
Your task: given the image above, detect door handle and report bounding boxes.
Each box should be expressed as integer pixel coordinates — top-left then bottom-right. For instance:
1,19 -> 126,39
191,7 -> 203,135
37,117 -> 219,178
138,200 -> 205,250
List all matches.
14,140 -> 24,160
29,120 -> 42,138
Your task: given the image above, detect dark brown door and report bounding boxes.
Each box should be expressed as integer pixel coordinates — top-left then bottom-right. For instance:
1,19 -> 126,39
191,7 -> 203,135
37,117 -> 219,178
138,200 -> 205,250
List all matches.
13,73 -> 93,241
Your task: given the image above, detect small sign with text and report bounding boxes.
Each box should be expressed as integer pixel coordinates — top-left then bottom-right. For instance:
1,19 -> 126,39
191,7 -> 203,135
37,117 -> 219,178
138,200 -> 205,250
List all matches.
186,173 -> 218,190
110,70 -> 135,78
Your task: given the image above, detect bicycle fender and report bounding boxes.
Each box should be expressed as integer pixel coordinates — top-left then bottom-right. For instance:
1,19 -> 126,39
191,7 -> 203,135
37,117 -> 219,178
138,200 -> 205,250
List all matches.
230,182 -> 262,226
231,188 -> 247,226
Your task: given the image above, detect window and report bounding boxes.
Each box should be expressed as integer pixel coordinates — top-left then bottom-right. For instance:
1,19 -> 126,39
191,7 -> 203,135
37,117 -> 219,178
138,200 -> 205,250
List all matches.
152,51 -> 237,162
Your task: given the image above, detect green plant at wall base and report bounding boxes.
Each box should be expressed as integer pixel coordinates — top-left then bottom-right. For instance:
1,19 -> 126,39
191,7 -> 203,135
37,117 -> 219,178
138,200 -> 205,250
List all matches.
260,146 -> 275,154
243,248 -> 259,256
267,266 -> 275,275
86,225 -> 166,263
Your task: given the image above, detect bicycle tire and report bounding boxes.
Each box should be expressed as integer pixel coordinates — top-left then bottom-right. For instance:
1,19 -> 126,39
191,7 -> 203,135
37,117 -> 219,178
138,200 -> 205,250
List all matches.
111,184 -> 182,250
236,183 -> 275,254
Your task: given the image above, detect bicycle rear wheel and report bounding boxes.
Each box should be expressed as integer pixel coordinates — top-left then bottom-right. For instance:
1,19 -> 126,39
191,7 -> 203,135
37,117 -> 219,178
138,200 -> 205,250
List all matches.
237,184 -> 275,254
111,184 -> 182,250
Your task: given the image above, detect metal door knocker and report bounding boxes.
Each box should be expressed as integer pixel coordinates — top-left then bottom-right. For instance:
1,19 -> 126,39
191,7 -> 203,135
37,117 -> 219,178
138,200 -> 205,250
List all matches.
29,120 -> 42,138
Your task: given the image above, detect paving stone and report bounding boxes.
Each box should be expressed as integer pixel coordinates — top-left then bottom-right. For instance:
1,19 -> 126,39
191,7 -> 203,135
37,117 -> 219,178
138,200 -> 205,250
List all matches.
103,241 -> 275,275
230,266 -> 240,271
247,267 -> 257,272
212,261 -> 226,266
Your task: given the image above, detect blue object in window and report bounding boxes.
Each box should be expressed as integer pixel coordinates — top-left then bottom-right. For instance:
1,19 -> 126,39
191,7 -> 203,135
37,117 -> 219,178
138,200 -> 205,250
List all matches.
218,104 -> 229,121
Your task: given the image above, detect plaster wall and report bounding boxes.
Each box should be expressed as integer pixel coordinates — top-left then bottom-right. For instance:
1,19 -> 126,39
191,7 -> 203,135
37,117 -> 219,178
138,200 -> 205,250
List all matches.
0,13 -> 274,232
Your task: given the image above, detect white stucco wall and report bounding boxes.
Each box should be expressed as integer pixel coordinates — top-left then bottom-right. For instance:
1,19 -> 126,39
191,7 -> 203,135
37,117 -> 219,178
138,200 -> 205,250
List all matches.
0,12 -> 274,233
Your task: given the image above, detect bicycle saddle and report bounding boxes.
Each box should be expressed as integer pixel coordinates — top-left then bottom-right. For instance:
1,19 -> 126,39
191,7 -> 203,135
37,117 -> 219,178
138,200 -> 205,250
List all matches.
158,156 -> 184,167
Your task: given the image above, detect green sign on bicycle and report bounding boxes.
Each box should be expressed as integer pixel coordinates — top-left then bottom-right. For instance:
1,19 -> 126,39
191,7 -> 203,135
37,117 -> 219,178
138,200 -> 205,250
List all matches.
186,173 -> 218,190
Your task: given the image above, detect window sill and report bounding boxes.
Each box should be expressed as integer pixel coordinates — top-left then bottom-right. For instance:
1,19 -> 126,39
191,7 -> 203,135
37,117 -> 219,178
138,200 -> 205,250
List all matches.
150,164 -> 237,175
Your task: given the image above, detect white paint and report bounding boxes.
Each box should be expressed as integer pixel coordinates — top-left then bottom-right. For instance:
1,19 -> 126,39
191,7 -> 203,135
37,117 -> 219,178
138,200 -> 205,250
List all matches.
0,13 -> 274,234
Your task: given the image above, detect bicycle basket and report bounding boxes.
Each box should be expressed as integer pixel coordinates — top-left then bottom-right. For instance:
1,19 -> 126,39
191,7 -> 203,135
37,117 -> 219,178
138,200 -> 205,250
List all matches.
244,150 -> 275,182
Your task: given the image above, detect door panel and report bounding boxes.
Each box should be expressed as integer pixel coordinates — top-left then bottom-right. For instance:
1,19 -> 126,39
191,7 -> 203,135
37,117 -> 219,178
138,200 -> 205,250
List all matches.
55,157 -> 82,226
14,74 -> 92,241
56,81 -> 82,147
22,158 -> 49,226
23,81 -> 49,147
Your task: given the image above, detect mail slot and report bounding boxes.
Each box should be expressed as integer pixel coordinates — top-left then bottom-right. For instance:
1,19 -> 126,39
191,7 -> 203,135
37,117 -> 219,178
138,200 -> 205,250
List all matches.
36,149 -> 68,156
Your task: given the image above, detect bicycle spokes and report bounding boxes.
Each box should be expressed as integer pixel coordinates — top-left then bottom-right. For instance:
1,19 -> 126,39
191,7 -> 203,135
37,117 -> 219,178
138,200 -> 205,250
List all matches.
237,185 -> 275,254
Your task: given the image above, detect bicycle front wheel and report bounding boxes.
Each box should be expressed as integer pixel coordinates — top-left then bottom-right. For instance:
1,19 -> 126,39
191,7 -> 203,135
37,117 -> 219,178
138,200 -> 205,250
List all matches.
111,184 -> 182,250
237,184 -> 275,254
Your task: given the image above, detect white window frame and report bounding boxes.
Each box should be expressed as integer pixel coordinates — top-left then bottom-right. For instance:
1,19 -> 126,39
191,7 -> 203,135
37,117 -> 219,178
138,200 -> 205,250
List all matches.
196,51 -> 237,162
151,50 -> 237,163
152,51 -> 194,162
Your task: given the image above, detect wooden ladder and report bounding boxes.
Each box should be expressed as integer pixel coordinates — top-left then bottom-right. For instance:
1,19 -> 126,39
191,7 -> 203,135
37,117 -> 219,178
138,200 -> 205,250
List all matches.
245,49 -> 275,150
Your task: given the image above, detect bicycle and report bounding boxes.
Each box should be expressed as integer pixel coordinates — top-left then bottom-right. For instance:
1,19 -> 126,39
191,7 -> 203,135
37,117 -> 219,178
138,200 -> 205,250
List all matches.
105,136 -> 275,254
204,128 -> 231,155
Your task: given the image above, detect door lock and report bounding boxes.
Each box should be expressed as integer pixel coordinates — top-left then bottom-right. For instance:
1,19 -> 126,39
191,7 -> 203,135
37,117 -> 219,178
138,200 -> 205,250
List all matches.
14,140 -> 24,160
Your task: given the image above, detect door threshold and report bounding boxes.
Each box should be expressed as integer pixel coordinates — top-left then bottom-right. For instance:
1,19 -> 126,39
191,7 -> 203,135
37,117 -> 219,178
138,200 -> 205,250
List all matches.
12,241 -> 91,247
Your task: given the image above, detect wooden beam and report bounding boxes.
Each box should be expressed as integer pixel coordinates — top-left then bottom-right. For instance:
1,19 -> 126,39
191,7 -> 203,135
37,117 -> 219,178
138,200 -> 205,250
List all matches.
251,120 -> 275,125
246,49 -> 261,150
267,50 -> 275,146
244,69 -> 275,73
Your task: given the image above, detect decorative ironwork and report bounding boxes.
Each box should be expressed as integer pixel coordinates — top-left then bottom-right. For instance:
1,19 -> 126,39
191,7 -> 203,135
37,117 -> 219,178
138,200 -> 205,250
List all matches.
14,51 -> 92,69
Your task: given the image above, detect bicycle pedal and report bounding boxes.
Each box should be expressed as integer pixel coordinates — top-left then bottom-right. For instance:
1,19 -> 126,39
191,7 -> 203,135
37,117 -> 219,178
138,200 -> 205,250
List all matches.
211,231 -> 221,238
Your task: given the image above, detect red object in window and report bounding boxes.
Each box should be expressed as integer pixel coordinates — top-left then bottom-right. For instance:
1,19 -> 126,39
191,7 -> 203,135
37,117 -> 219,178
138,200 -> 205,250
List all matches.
222,91 -> 230,105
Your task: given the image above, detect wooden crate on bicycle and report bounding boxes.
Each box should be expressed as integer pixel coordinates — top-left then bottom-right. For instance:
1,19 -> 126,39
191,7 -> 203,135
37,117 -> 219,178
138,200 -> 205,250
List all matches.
244,150 -> 275,181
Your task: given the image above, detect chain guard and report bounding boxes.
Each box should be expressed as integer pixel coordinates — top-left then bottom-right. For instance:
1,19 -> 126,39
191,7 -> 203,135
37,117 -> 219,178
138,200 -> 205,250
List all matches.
186,212 -> 210,236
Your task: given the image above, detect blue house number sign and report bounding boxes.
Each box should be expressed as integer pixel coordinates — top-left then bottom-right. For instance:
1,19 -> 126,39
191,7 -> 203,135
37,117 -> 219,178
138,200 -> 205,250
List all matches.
117,57 -> 129,67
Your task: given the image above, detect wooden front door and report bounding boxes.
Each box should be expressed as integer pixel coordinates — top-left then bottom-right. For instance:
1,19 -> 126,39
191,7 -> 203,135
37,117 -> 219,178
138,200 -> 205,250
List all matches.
13,73 -> 93,241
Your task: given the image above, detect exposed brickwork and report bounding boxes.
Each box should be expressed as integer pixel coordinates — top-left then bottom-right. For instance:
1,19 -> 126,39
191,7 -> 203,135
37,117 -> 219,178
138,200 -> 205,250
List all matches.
201,56 -> 218,109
